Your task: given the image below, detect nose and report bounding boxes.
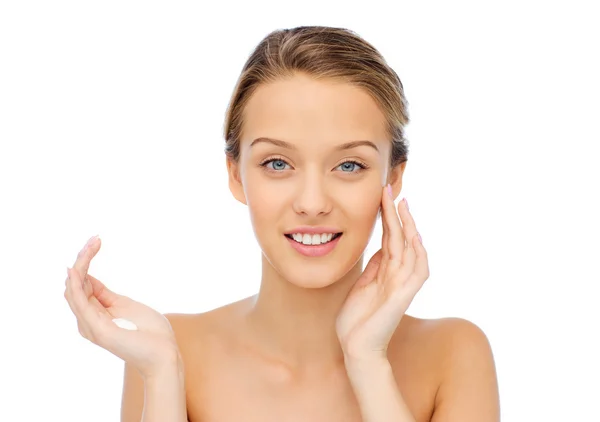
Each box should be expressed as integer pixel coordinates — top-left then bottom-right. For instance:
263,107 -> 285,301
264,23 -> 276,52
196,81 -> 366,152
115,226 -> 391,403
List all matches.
292,172 -> 332,217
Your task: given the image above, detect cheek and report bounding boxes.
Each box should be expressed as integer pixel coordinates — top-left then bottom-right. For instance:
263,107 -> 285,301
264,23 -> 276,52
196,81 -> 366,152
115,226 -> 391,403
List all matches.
243,174 -> 286,230
343,185 -> 382,225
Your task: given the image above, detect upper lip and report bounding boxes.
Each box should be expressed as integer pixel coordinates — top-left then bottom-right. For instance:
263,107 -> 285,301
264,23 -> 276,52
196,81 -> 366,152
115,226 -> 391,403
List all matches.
284,226 -> 343,235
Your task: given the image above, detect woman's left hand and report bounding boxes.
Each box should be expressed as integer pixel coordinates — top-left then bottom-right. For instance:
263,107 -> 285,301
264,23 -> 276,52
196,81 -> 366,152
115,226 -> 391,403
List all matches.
336,185 -> 430,362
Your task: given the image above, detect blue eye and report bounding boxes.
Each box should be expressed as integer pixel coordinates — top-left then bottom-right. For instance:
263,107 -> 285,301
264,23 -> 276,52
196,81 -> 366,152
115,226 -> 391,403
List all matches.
336,161 -> 365,173
263,159 -> 290,171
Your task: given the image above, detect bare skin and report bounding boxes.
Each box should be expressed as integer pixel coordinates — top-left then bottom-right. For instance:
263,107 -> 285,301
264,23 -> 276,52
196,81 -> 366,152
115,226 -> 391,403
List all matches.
121,303 -> 496,422
171,306 -> 441,422
67,72 -> 499,421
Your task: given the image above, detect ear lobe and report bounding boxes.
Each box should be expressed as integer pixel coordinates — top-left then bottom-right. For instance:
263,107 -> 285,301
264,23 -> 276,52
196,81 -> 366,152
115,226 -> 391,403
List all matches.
226,157 -> 247,205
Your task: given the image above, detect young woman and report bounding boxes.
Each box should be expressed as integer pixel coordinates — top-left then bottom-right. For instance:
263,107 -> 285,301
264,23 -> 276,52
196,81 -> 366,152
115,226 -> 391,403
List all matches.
64,26 -> 500,422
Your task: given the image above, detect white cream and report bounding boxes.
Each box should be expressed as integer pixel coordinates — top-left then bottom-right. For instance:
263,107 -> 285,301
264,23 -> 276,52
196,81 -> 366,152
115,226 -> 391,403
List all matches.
112,318 -> 138,330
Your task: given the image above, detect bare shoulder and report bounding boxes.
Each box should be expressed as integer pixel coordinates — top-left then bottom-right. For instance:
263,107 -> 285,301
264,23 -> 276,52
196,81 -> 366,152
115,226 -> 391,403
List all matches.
398,313 -> 487,337
395,315 -> 500,422
404,315 -> 494,353
163,296 -> 253,359
421,316 -> 497,384
393,314 -> 495,360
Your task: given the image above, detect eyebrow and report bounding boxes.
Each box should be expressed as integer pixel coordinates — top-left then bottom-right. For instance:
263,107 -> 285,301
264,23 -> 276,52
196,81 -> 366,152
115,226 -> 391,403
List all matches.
249,137 -> 379,152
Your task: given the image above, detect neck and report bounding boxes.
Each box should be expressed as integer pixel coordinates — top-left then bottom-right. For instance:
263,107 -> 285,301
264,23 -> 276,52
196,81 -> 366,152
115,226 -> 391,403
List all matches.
245,253 -> 364,373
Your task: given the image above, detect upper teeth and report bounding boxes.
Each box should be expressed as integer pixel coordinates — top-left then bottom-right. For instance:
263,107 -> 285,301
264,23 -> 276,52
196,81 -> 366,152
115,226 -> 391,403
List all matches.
291,233 -> 335,245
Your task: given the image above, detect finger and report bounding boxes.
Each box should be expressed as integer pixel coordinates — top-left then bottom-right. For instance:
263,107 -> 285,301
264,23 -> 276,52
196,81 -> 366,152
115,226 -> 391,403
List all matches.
395,198 -> 420,274
69,269 -> 114,316
380,202 -> 389,262
377,226 -> 389,284
73,235 -> 99,272
376,189 -> 390,284
67,266 -> 107,327
64,269 -> 96,339
73,235 -> 101,293
406,234 -> 430,293
382,184 -> 405,263
67,267 -> 115,343
87,274 -> 120,308
397,199 -> 419,254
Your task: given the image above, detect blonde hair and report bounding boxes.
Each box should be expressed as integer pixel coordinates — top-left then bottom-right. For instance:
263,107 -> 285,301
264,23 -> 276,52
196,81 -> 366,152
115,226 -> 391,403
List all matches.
223,25 -> 410,167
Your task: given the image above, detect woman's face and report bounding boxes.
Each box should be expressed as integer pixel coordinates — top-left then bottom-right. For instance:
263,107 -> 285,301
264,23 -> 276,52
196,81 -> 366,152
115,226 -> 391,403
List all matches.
228,72 -> 404,288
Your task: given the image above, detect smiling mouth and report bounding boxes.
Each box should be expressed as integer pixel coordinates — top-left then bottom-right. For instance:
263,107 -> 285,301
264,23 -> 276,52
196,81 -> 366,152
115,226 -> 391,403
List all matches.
284,232 -> 343,246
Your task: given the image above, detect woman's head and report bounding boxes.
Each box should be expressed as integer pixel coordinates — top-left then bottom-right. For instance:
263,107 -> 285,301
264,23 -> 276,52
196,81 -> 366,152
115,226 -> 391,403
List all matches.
224,26 -> 410,289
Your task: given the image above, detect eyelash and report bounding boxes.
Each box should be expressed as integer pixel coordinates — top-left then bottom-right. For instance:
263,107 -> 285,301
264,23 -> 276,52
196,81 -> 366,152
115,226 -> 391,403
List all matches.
259,156 -> 369,173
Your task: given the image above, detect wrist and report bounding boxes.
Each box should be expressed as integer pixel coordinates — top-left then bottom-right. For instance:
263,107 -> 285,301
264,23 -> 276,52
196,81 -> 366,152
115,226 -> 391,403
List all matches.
142,349 -> 185,382
344,354 -> 391,386
144,365 -> 185,389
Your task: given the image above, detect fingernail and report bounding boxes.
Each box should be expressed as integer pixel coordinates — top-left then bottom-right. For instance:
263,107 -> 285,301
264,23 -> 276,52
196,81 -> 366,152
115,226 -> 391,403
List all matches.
404,198 -> 409,211
386,184 -> 392,198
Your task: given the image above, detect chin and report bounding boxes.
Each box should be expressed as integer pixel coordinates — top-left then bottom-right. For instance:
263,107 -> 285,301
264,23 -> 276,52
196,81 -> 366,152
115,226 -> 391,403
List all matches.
282,265 -> 345,289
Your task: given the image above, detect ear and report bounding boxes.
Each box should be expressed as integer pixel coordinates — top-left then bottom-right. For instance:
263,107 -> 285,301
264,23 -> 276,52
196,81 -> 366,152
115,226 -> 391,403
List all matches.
388,161 -> 407,200
226,156 -> 247,205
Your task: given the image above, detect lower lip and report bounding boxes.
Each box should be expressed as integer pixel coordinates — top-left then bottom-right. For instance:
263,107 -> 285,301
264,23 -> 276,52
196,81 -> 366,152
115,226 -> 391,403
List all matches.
285,234 -> 342,257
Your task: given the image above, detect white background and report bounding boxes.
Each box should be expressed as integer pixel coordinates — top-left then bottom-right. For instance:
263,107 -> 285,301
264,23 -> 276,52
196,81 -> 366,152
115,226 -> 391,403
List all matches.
1,1 -> 598,420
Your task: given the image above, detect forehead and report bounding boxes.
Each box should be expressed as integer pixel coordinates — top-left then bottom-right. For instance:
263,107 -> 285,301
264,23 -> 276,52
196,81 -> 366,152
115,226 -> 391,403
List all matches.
241,73 -> 389,148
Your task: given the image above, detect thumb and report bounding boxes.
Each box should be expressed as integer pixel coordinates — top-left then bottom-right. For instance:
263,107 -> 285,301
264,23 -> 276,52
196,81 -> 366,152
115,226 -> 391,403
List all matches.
87,274 -> 120,308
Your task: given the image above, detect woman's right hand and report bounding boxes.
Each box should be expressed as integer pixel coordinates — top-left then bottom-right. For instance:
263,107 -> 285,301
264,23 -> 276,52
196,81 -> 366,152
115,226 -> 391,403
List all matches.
64,235 -> 181,379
